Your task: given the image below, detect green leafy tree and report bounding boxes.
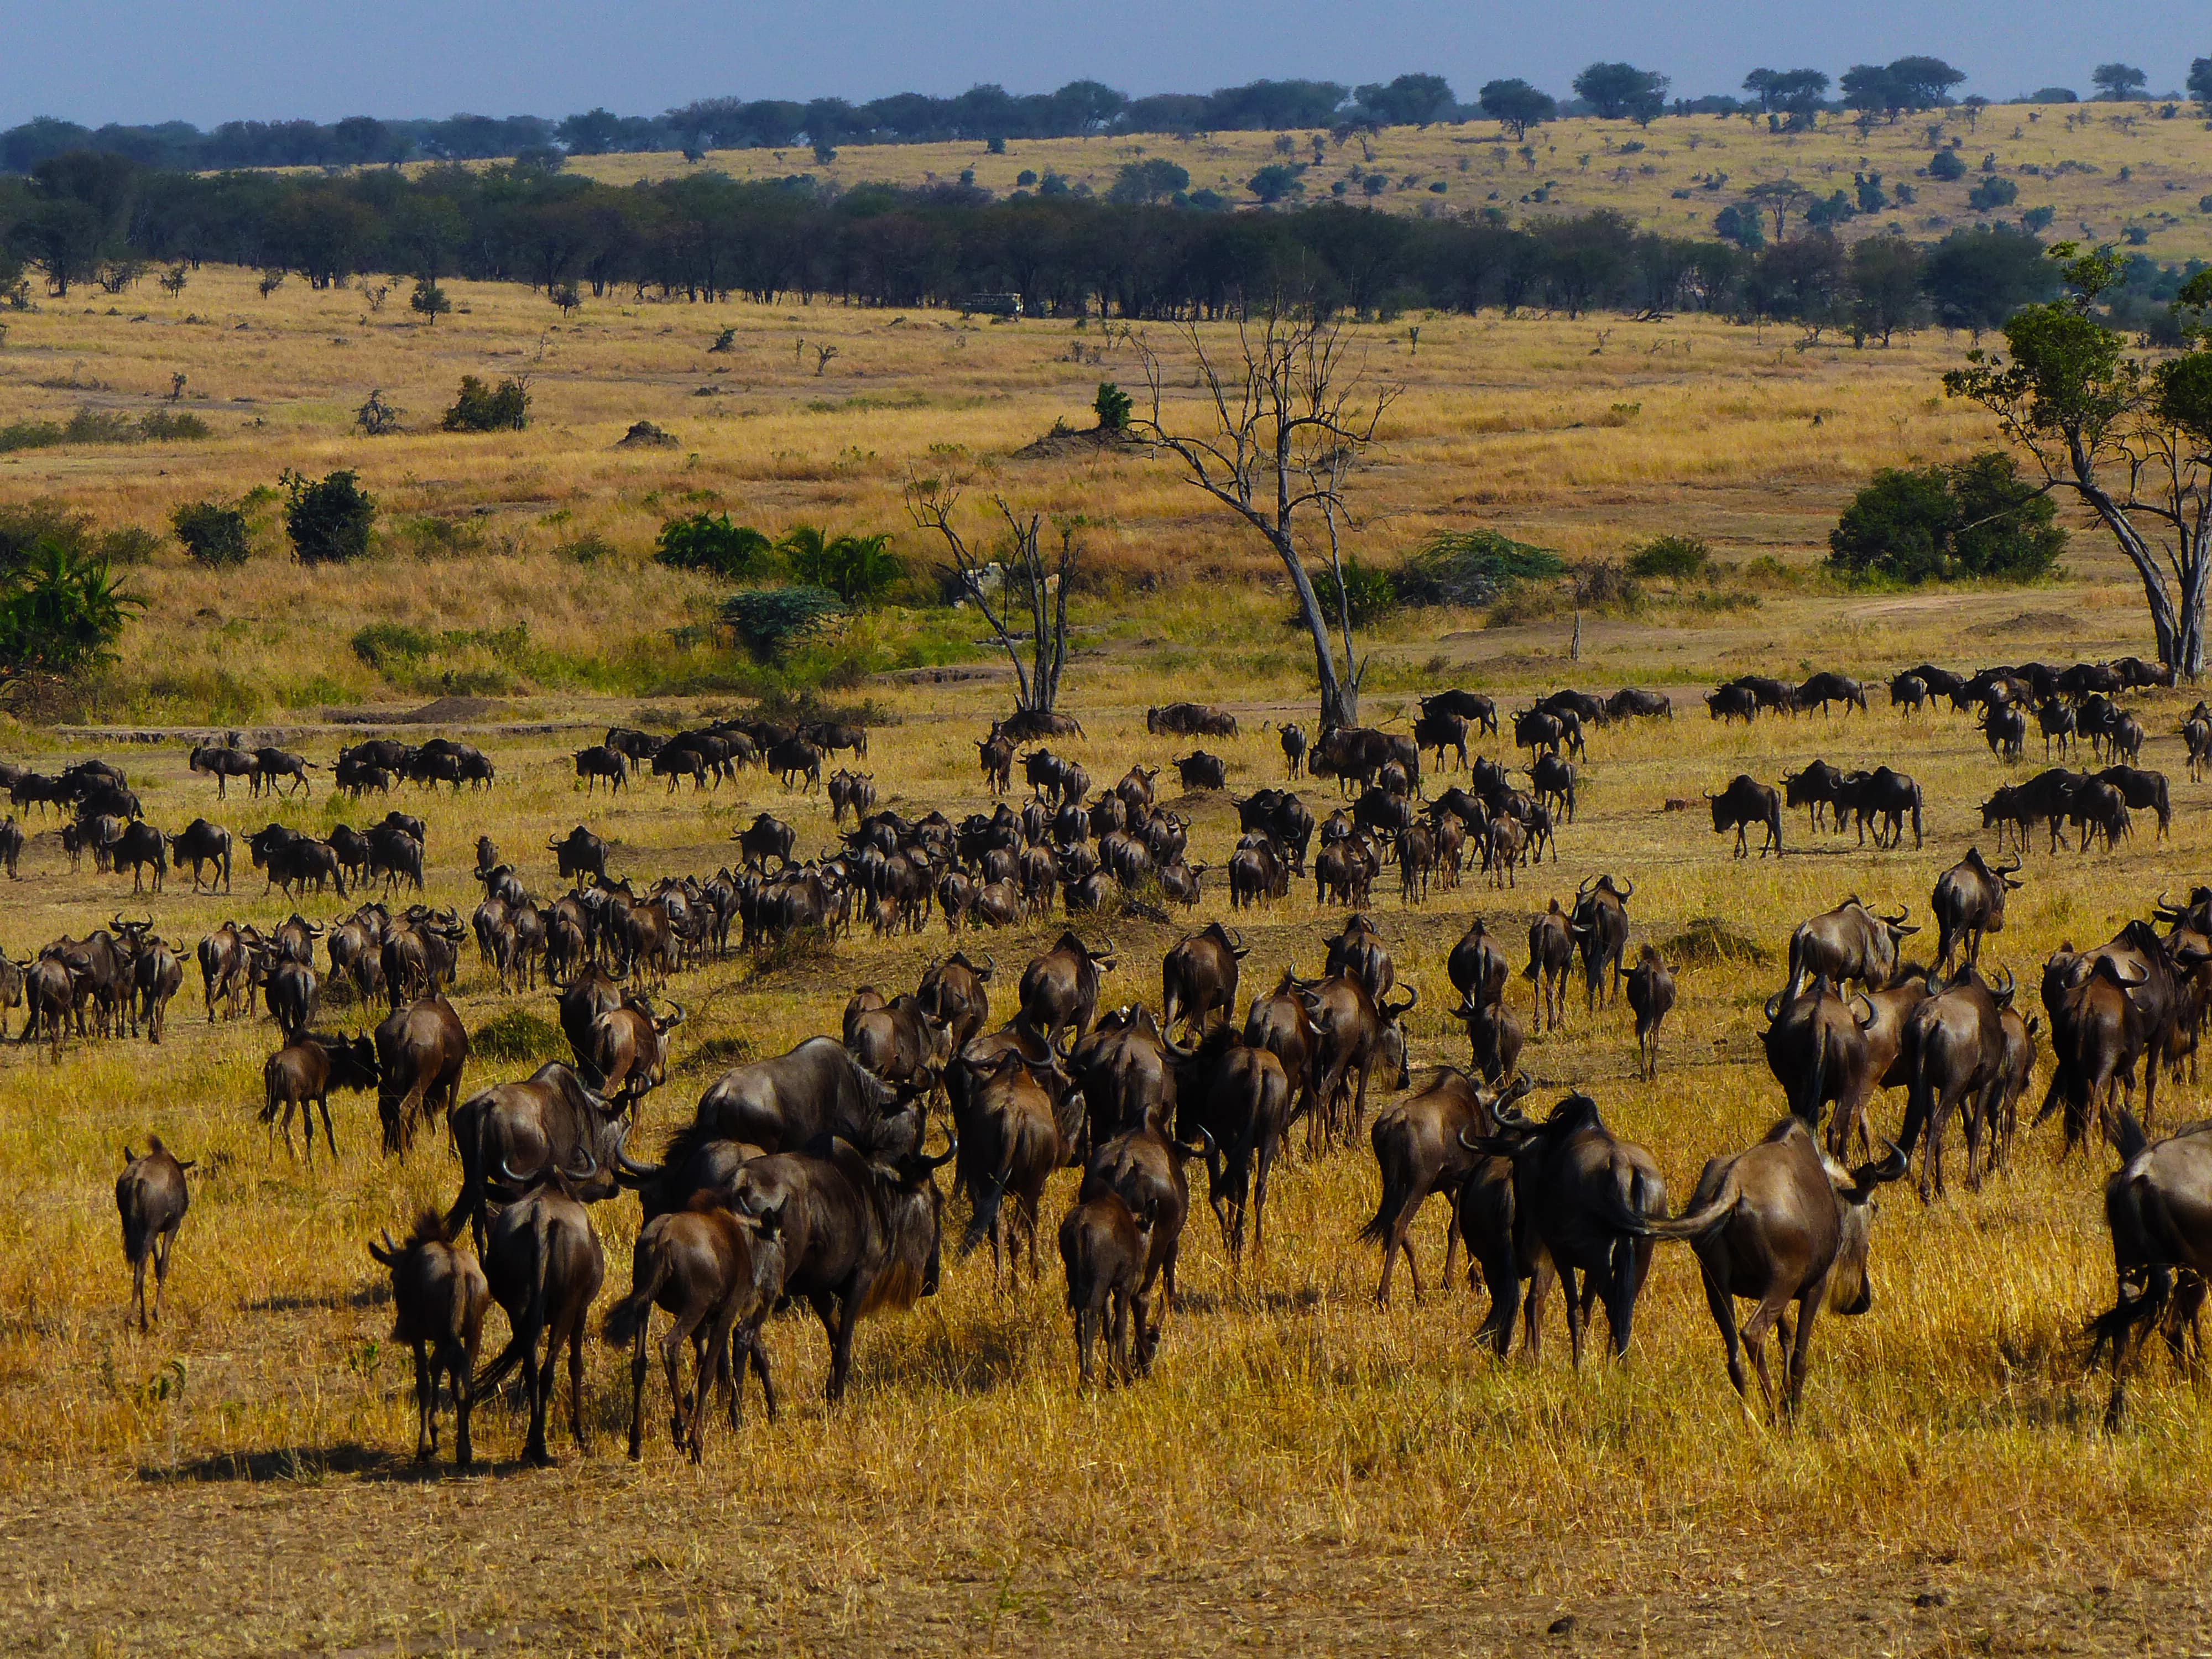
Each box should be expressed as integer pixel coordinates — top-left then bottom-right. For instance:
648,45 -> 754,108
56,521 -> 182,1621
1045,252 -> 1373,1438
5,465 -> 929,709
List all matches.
1843,58 -> 1965,119
1093,382 -> 1133,430
1968,176 -> 2020,212
409,278 -> 451,324
1743,69 -> 1830,115
1573,62 -> 1670,124
1849,235 -> 1928,343
170,500 -> 251,567
1246,163 -> 1304,204
654,513 -> 774,578
1625,535 -> 1710,579
1922,225 -> 2057,335
1946,249 -> 2212,671
281,469 -> 376,565
1478,79 -> 1557,139
1107,158 -> 1190,205
722,586 -> 843,660
441,374 -> 530,431
1928,148 -> 1966,181
779,525 -> 904,606
1826,453 -> 2063,583
0,541 -> 141,681
2091,63 -> 2148,101
2192,58 -> 2212,114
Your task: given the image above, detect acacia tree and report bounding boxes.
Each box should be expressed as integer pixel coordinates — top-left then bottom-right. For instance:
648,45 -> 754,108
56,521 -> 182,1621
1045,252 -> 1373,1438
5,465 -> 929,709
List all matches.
1131,308 -> 1395,728
907,481 -> 1078,720
1948,248 -> 2212,674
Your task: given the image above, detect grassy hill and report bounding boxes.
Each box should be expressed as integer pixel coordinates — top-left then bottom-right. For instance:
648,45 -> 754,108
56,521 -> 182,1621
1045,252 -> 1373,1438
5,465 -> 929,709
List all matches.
560,101 -> 2212,262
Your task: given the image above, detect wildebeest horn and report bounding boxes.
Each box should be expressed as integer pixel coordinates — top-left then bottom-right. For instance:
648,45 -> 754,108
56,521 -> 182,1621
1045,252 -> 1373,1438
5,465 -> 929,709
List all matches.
917,1126 -> 957,1171
567,1147 -> 599,1181
1614,875 -> 1634,900
1849,993 -> 1875,1027
657,1000 -> 687,1031
496,1155 -> 530,1187
1992,966 -> 2017,1001
1764,992 -> 1783,1022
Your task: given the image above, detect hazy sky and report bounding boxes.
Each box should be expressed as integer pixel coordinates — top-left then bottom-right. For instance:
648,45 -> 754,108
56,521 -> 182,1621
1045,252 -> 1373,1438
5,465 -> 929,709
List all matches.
2,0 -> 2204,127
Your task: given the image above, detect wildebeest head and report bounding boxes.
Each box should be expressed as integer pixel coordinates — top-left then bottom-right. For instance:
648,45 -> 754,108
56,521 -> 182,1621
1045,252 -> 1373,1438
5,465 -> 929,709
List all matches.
1823,1142 -> 1910,1314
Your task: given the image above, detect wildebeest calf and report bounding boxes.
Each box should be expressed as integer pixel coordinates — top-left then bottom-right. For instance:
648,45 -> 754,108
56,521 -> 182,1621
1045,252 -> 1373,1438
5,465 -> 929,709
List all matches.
367,1211 -> 489,1465
472,1166 -> 607,1466
116,1136 -> 192,1329
1057,1190 -> 1152,1388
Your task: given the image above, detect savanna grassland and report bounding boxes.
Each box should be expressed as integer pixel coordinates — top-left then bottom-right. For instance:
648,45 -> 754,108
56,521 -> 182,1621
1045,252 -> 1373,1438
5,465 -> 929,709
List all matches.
567,100 -> 2212,261
4,258 -> 2212,1656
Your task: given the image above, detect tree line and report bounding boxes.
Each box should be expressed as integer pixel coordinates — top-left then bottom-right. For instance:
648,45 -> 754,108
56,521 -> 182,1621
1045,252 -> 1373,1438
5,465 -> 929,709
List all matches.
0,151 -> 2109,333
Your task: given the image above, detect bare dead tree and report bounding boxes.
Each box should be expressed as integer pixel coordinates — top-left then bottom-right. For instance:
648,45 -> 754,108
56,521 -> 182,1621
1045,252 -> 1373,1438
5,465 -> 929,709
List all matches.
1132,305 -> 1396,728
907,478 -> 1078,722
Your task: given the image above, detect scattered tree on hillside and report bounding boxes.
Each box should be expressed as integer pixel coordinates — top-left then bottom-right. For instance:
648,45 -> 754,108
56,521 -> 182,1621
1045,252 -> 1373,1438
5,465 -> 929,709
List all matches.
1947,249 -> 2212,673
2091,63 -> 2148,101
1131,305 -> 1396,728
1743,69 -> 1830,117
1353,75 -> 1455,128
1478,79 -> 1557,138
1573,63 -> 1671,125
2192,58 -> 2212,116
908,482 -> 1079,722
1841,57 -> 1968,120
1108,158 -> 1190,205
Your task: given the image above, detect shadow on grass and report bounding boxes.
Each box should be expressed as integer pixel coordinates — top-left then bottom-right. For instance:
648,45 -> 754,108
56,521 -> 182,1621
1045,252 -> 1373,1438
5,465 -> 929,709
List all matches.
140,1442 -> 543,1485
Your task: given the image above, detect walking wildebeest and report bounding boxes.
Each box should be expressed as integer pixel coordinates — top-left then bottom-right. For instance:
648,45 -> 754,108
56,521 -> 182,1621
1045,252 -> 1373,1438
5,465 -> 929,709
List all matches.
368,1211 -> 489,1466
117,1136 -> 192,1329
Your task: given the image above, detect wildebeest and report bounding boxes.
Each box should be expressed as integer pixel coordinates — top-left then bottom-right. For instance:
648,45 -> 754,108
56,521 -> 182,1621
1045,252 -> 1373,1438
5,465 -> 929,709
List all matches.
956,1049 -> 1065,1283
262,1030 -> 379,1162
734,812 -> 796,873
367,1211 -> 489,1466
112,821 -> 169,893
2098,766 -> 2171,841
976,727 -> 1015,795
573,744 -> 629,793
1889,672 -> 1929,714
1625,946 -> 1677,1079
1145,701 -> 1237,737
1795,671 -> 1866,716
1606,687 -> 1672,722
1017,932 -> 1117,1052
170,818 -> 232,893
374,995 -> 470,1155
2088,1112 -> 2212,1428
603,1200 -> 785,1460
827,770 -> 877,826
1423,688 -> 1499,735
187,740 -> 258,798
1705,684 -> 1759,724
548,825 -> 608,885
1786,898 -> 1918,998
1524,899 -> 1575,1032
1296,976 -> 1417,1151
1413,706 -> 1469,772
472,1163 -> 607,1465
2036,924 -> 2192,1155
1465,1093 -> 1667,1364
1898,966 -> 2018,1198
919,952 -> 993,1053
1980,701 -> 2028,762
1842,765 -> 1924,850
1362,1071 -> 1531,1305
116,1136 -> 191,1329
731,1130 -> 955,1402
1277,722 -> 1308,778
1161,922 -> 1248,1037
1933,848 -> 2025,970
690,1036 -> 917,1156
1173,750 -> 1227,792
1631,1121 -> 1906,1417
1448,916 -> 1511,1012
1058,1191 -> 1151,1387
1707,774 -> 1782,858
1569,874 -> 1632,1012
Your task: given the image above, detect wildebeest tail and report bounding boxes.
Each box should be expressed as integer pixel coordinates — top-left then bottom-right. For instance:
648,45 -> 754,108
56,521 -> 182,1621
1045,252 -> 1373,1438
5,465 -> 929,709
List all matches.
962,1157 -> 1013,1258
2111,1109 -> 2150,1165
1626,1165 -> 1741,1239
474,1204 -> 555,1396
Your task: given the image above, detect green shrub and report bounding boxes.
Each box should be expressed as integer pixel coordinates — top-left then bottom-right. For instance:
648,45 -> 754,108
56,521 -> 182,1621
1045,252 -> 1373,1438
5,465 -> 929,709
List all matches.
1826,450 -> 2063,583
401,515 -> 488,558
554,533 -> 619,566
1319,557 -> 1399,627
1928,149 -> 1966,181
171,500 -> 251,568
282,469 -> 377,566
779,526 -> 903,606
1093,382 -> 1133,430
0,408 -> 209,453
722,586 -> 844,660
96,525 -> 164,566
1570,560 -> 1645,612
1967,176 -> 2019,212
655,513 -> 775,578
441,375 -> 531,432
0,542 -> 141,681
0,500 -> 92,573
1392,529 -> 1564,607
1625,534 -> 1711,580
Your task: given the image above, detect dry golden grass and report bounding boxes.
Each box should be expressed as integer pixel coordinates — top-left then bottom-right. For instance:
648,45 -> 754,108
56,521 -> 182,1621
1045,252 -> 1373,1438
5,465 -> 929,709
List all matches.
3,254 -> 2212,1653
560,101 -> 2212,260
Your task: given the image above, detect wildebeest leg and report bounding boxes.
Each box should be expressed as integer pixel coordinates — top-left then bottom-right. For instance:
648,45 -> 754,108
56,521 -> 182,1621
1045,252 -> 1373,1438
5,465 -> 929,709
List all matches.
1559,1265 -> 1586,1369
316,1091 -> 338,1164
521,1319 -> 554,1465
413,1338 -> 436,1460
564,1308 -> 590,1454
1738,1279 -> 1796,1416
625,1319 -> 652,1460
1700,1267 -> 1748,1399
448,1330 -> 476,1468
820,1290 -> 859,1403
131,1247 -> 150,1331
1073,1302 -> 1097,1388
692,1303 -> 742,1463
1604,1237 -> 1646,1360
1251,1136 -> 1272,1261
743,1323 -> 778,1423
152,1222 -> 178,1325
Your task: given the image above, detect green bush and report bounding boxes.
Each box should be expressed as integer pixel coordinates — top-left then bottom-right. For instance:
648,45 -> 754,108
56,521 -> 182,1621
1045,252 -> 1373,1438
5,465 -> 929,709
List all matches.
1928,149 -> 1967,181
779,526 -> 903,606
0,500 -> 92,574
722,586 -> 844,660
282,469 -> 377,566
441,375 -> 530,432
0,541 -> 141,681
1392,529 -> 1564,607
1625,534 -> 1711,580
0,408 -> 209,453
1967,176 -> 2019,212
554,533 -> 619,566
96,525 -> 164,566
1093,382 -> 1133,431
655,513 -> 775,578
1327,558 -> 1400,627
1827,451 -> 2064,583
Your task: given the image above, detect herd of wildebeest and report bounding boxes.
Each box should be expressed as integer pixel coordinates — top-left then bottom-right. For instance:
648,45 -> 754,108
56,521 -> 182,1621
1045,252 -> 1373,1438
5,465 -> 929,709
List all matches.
18,657 -> 2212,1470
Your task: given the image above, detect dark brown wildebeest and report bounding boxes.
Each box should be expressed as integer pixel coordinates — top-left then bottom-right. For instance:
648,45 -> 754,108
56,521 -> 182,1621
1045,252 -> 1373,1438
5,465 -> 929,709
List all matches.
1530,752 -> 1575,824
827,770 -> 877,826
1786,898 -> 1918,998
197,920 -> 261,1021
1524,899 -> 1575,1032
734,812 -> 796,873
0,814 -> 21,879
1278,722 -> 1308,778
603,1200 -> 785,1462
1730,675 -> 1799,715
2037,943 -> 2169,1156
977,727 -> 1015,795
1173,750 -> 1227,792
731,1130 -> 954,1401
251,746 -> 315,796
187,740 -> 258,799
1069,1005 -> 1176,1149
1898,966 -> 2018,1198
581,995 -> 686,1104
957,1050 -> 1065,1284
1889,672 -> 1929,715
1079,1119 -> 1208,1373
1631,1121 -> 1906,1417
1933,848 -> 2025,971
1452,993 -> 1524,1083
1783,760 -> 1849,833
112,821 -> 169,893
1705,685 -> 1759,724
1362,1070 -> 1531,1305
1161,921 -> 1248,1037
1058,1190 -> 1151,1388
1413,706 -> 1469,773
1448,916 -> 1511,1011
374,994 -> 469,1156
472,1161 -> 606,1466
2068,777 -> 2132,852
262,1030 -> 379,1162
173,818 -> 231,893
918,952 -> 993,1053
2088,1111 -> 2212,1428
2098,765 -> 2171,841
448,1062 -> 630,1250
1169,1025 -> 1290,1265
368,1211 -> 489,1466
691,1035 -> 916,1156
1607,687 -> 1672,722
2184,703 -> 2212,782
1708,774 -> 1782,858
556,961 -> 624,1061
1425,688 -> 1499,735
1625,946 -> 1677,1080
843,992 -> 950,1099
116,1136 -> 192,1329
1980,700 -> 2028,762
1296,977 -> 1417,1152
573,744 -> 629,793
1463,1093 -> 1667,1364
1017,931 -> 1117,1052
1324,912 -> 1395,1004
1145,701 -> 1236,737
1229,835 -> 1288,910
548,825 -> 608,885
1795,671 -> 1867,716
1569,874 -> 1632,1012
1245,969 -> 1318,1130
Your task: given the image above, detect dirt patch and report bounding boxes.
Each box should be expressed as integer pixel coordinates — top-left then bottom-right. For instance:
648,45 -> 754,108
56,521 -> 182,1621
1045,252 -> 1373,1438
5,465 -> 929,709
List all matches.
1010,423 -> 1147,461
614,419 -> 681,448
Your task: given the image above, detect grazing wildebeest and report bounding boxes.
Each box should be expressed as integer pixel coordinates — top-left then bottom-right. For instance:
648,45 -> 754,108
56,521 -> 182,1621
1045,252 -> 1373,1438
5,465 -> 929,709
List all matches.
2098,766 -> 2171,841
574,744 -> 629,793
1783,760 -> 1850,833
1173,750 -> 1227,792
1161,921 -> 1248,1037
472,1163 -> 607,1466
1933,848 -> 2025,970
1796,672 -> 1867,716
1058,1191 -> 1151,1388
1888,673 -> 1929,714
1525,899 -> 1575,1032
1707,774 -> 1782,858
603,1201 -> 785,1460
1464,1093 -> 1667,1364
1705,685 -> 1758,724
1625,946 -> 1677,1079
367,1211 -> 489,1466
1606,687 -> 1672,722
731,1130 -> 955,1401
116,1136 -> 191,1329
1786,898 -> 1918,997
1361,1071 -> 1531,1305
262,1030 -> 379,1161
1569,873 -> 1632,1012
1631,1121 -> 1906,1417
2088,1111 -> 2212,1428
